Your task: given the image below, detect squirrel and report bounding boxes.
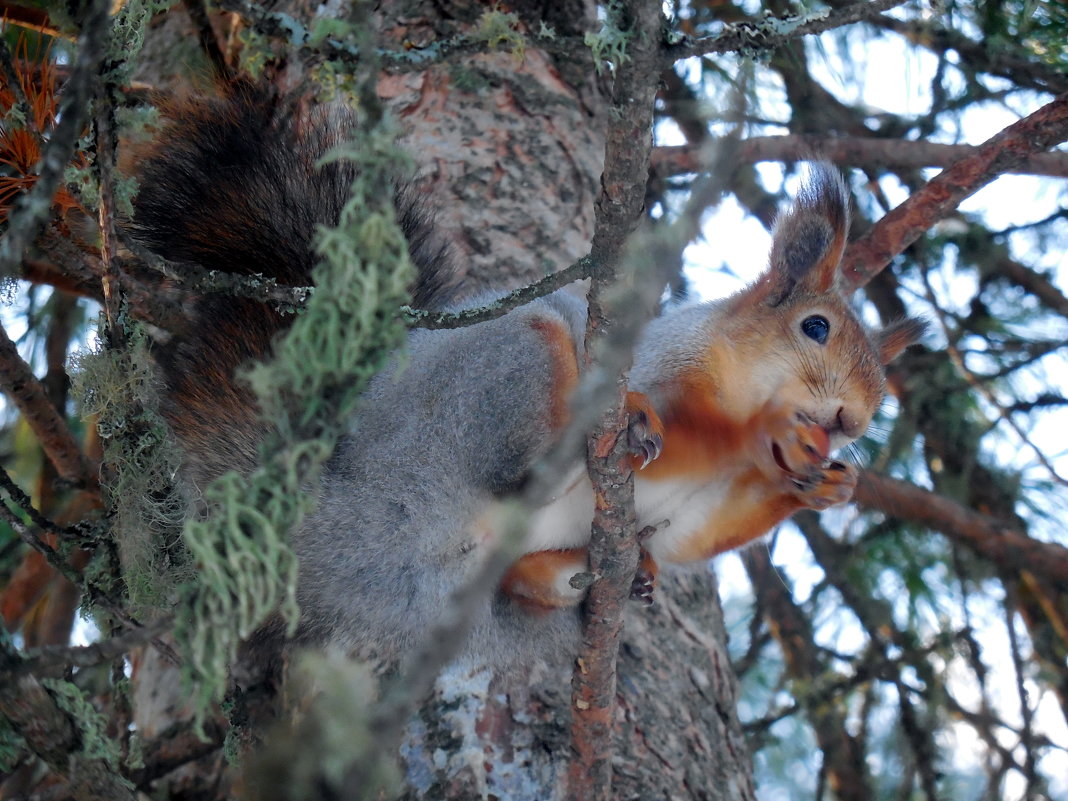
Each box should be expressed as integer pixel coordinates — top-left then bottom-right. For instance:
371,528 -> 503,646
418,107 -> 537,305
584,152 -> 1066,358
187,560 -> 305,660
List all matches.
130,80 -> 925,667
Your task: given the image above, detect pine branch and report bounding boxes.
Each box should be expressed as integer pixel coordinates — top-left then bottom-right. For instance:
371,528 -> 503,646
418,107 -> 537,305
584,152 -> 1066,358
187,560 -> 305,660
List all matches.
854,470 -> 1068,587
0,320 -> 96,489
866,14 -> 1068,96
744,548 -> 874,801
0,636 -> 138,801
844,91 -> 1068,287
128,718 -> 227,790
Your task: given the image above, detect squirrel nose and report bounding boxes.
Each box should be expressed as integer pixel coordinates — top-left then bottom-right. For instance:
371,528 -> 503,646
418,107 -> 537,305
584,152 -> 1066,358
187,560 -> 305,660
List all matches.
835,406 -> 864,439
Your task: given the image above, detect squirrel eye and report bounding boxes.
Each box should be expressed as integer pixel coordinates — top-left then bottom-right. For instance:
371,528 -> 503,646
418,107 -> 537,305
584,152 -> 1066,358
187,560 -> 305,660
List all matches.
801,315 -> 830,344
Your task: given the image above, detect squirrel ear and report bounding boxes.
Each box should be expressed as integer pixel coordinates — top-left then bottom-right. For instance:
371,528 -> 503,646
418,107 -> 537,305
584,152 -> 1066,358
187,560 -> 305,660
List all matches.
876,317 -> 927,364
764,163 -> 849,304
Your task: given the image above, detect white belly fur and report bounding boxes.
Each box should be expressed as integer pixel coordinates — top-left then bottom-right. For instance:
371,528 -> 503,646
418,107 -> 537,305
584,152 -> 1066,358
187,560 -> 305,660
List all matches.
524,466 -> 733,564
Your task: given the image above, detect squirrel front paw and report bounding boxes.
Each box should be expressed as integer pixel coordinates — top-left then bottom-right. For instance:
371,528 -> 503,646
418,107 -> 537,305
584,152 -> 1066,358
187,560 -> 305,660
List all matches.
625,391 -> 664,470
759,406 -> 857,510
789,457 -> 857,510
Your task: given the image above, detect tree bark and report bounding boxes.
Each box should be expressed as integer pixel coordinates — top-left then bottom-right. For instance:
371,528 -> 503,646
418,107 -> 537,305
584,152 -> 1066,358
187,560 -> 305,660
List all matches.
400,571 -> 756,801
376,1 -> 605,290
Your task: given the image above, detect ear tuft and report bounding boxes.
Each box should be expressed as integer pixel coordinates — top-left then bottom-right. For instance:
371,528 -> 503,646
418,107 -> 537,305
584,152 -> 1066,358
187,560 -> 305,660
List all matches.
877,317 -> 927,364
766,163 -> 849,302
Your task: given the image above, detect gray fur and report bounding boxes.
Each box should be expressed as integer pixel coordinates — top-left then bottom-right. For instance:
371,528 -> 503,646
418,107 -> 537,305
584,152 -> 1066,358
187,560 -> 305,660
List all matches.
290,290 -> 589,667
629,302 -> 723,404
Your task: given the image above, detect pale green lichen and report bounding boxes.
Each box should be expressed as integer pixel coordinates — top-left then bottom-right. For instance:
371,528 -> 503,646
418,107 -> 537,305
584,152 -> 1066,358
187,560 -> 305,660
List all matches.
42,677 -> 131,783
584,1 -> 631,73
732,8 -> 832,61
310,59 -> 361,105
0,629 -> 26,772
244,651 -> 393,801
106,0 -> 177,86
71,324 -> 191,619
238,27 -> 273,77
0,720 -> 25,773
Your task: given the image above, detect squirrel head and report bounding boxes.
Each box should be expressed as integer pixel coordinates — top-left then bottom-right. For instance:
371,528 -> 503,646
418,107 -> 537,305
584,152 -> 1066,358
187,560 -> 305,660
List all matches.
715,163 -> 926,452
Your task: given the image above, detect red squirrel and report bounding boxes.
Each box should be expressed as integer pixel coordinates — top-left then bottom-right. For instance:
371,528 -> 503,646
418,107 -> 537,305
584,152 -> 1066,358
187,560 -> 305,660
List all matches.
131,81 -> 924,665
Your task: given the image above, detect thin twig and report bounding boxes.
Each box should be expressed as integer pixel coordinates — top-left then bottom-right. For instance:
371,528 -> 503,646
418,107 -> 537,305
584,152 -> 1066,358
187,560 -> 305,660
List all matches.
1003,588 -> 1040,796
0,461 -> 81,538
663,0 -> 907,63
95,84 -> 122,335
14,617 -> 171,677
567,2 -> 664,798
0,320 -> 96,489
403,255 -> 593,329
122,233 -> 311,311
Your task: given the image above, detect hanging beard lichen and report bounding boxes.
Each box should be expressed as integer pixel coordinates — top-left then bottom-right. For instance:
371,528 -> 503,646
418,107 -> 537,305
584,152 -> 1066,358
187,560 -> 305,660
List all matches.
175,116 -> 416,722
71,323 -> 192,619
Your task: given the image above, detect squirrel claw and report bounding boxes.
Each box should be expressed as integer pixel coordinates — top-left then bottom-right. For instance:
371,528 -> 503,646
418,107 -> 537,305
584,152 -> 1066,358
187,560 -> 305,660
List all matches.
792,458 -> 857,509
636,431 -> 663,469
630,567 -> 656,606
625,392 -> 665,470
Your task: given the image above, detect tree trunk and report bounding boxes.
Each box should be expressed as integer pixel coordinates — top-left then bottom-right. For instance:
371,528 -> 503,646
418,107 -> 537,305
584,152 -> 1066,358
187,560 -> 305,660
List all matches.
402,572 -> 756,801
375,1 -> 606,290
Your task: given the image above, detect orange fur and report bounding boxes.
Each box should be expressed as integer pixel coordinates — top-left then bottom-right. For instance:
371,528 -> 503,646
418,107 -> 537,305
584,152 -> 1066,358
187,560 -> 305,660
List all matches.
500,548 -> 588,611
637,373 -> 749,481
529,318 -> 580,432
667,468 -> 804,562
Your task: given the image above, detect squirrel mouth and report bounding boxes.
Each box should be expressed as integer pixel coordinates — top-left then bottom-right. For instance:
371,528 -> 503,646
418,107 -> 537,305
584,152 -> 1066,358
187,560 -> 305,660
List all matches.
772,443 -> 793,473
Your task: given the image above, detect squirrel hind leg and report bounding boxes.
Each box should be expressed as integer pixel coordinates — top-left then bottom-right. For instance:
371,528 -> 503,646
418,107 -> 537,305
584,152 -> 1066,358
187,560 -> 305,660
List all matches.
500,549 -> 589,612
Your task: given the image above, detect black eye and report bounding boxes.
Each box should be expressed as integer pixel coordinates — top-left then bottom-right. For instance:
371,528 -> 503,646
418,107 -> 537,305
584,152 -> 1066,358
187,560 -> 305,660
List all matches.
801,315 -> 830,344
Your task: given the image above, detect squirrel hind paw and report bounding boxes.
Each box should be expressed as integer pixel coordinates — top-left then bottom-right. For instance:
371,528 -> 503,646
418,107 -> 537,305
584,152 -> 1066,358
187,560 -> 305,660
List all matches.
630,569 -> 656,606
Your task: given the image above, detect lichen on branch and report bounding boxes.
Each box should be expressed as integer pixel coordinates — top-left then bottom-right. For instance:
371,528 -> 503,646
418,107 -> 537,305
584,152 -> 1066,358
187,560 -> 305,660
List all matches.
174,84 -> 415,723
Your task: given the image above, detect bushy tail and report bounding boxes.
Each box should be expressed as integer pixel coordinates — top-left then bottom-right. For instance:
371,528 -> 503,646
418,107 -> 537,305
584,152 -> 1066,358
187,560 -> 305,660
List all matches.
129,80 -> 452,486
